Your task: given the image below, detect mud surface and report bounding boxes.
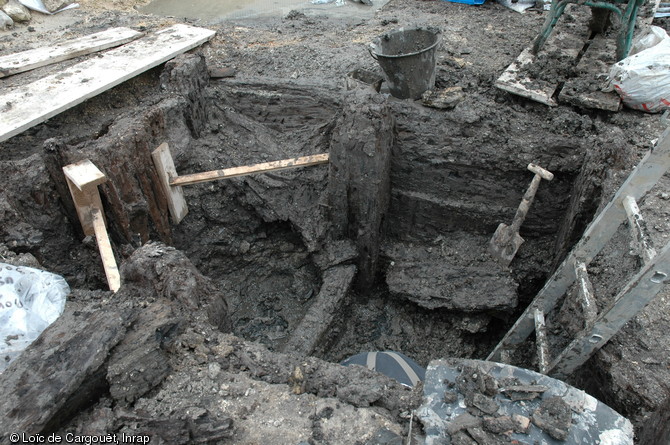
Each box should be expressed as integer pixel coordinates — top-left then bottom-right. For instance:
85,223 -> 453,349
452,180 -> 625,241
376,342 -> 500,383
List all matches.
1,0 -> 669,442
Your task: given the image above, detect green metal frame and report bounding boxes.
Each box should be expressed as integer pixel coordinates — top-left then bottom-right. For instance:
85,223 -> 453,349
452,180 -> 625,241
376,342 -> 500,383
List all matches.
532,0 -> 646,61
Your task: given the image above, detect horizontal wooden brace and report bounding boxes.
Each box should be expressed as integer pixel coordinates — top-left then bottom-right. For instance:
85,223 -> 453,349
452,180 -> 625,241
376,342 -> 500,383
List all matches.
170,153 -> 330,187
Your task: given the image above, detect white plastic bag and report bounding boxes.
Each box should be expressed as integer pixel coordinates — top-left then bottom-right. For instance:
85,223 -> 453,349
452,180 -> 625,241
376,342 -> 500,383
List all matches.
605,26 -> 670,113
0,263 -> 69,372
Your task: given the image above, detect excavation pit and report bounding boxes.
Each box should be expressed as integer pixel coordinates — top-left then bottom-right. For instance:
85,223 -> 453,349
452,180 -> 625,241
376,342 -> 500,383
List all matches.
0,54 -> 590,365
0,30 -> 667,441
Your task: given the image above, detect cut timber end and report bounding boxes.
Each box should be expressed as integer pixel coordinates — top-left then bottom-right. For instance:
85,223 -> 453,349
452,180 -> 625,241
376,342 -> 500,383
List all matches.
170,153 -> 330,187
63,160 -> 108,237
63,159 -> 108,191
92,208 -> 121,293
151,143 -> 188,224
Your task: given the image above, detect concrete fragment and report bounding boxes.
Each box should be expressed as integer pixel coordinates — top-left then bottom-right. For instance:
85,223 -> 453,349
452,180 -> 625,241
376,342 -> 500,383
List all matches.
2,0 -> 29,22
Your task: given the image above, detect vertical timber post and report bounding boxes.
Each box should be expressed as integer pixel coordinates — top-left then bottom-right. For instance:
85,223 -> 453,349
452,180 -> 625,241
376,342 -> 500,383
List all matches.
328,89 -> 394,290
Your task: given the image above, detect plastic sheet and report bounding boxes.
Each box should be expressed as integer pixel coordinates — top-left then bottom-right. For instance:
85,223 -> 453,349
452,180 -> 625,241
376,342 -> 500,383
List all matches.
606,26 -> 670,113
0,263 -> 69,373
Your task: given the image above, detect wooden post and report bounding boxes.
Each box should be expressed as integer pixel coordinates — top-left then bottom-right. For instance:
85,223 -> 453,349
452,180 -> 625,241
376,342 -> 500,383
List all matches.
327,89 -> 394,290
151,143 -> 188,224
63,160 -> 121,292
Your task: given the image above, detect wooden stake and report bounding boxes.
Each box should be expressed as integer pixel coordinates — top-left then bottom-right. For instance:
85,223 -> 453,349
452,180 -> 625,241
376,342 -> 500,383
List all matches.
170,153 -> 330,187
63,160 -> 108,237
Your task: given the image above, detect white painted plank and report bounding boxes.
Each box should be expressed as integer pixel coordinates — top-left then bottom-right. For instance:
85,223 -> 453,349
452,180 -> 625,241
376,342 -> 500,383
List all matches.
0,24 -> 215,143
0,27 -> 143,78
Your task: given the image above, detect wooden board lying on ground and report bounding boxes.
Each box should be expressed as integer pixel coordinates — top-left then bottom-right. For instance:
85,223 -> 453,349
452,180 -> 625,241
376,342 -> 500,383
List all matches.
496,5 -> 590,106
0,27 -> 143,78
0,24 -> 215,143
558,35 -> 621,111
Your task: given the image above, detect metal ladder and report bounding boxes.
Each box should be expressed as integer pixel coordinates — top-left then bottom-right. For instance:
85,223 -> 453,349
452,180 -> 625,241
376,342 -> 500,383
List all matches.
488,126 -> 670,379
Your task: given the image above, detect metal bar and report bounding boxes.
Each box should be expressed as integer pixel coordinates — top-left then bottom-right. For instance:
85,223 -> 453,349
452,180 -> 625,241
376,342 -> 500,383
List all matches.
533,309 -> 550,374
623,195 -> 656,265
171,153 -> 329,187
575,261 -> 598,328
549,241 -> 670,379
488,127 -> 670,362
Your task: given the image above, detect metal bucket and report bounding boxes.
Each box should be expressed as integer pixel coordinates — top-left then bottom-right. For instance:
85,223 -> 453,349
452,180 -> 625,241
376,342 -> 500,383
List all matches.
369,27 -> 440,99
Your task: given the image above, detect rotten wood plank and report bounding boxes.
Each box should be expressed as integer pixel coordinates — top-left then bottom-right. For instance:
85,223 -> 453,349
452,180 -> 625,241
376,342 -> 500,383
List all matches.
496,5 -> 590,106
0,27 -> 143,78
151,142 -> 188,224
0,24 -> 215,143
171,153 -> 330,187
92,207 -> 121,293
558,35 -> 621,111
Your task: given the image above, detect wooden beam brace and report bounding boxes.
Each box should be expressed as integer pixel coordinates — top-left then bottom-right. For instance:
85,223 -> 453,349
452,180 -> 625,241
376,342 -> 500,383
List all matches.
63,160 -> 120,293
91,208 -> 121,293
63,160 -> 108,236
170,153 -> 330,187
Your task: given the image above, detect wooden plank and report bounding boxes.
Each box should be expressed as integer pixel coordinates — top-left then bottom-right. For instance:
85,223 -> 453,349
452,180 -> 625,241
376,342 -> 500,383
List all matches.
496,48 -> 558,107
559,35 -> 621,111
0,27 -> 143,78
91,207 -> 121,293
62,159 -> 107,190
171,153 -> 330,187
496,5 -> 590,106
0,24 -> 215,143
151,142 -> 188,224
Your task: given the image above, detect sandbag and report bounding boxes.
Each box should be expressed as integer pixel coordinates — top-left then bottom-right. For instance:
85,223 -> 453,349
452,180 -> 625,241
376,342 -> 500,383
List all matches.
605,26 -> 670,113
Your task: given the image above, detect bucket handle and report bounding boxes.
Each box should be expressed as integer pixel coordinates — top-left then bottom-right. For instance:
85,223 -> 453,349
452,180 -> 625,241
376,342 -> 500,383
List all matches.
368,46 -> 378,61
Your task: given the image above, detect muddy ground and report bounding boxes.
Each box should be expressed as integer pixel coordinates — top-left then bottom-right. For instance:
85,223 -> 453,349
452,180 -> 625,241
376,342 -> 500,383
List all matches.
1,0 -> 670,443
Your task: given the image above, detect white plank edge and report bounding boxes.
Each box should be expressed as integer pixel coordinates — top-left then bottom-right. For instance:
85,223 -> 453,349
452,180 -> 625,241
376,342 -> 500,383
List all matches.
0,24 -> 215,143
62,159 -> 107,190
0,27 -> 144,78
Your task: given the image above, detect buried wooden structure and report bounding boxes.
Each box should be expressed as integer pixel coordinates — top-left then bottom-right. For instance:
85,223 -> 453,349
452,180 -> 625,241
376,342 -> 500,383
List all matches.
151,142 -> 330,224
63,160 -> 121,293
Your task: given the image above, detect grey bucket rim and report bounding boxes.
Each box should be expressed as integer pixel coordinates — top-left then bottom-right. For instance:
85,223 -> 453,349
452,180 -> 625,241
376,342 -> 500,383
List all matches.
369,27 -> 441,60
